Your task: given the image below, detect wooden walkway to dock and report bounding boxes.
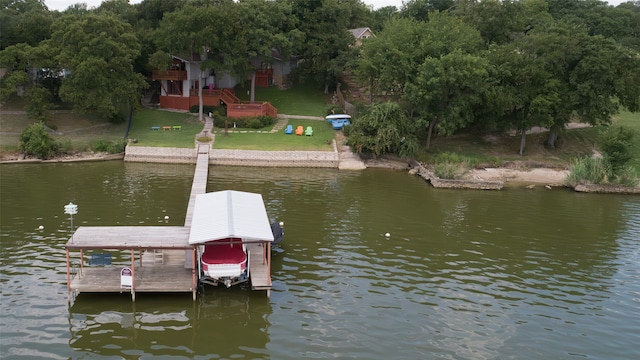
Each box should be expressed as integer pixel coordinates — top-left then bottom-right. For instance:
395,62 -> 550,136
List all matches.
184,144 -> 211,227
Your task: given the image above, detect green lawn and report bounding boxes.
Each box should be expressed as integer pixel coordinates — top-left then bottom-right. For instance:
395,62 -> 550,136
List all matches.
0,110 -> 128,152
128,109 -> 202,148
213,119 -> 336,151
418,110 -> 640,171
236,82 -> 329,116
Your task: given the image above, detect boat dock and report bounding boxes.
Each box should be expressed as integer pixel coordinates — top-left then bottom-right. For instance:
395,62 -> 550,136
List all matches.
247,243 -> 272,295
65,144 -> 274,301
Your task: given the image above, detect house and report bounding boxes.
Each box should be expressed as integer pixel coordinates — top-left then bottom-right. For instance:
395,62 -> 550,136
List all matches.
151,52 -> 295,118
249,49 -> 299,88
348,27 -> 375,46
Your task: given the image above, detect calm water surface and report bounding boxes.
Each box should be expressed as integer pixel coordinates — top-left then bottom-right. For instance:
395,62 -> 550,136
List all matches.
0,162 -> 639,359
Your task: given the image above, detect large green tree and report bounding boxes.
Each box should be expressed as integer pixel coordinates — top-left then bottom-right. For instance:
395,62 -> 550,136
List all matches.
0,0 -> 53,50
291,0 -> 366,93
155,1 -> 241,120
355,18 -> 428,102
235,0 -> 302,101
400,0 -> 454,21
407,50 -> 489,150
47,13 -> 147,117
488,41 -> 560,155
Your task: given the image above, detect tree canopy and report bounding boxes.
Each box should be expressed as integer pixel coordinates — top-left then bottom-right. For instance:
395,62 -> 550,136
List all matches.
0,0 -> 638,157
47,12 -> 147,116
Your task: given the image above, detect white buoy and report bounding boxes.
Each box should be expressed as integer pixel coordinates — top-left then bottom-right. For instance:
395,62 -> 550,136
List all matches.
385,232 -> 391,238
38,225 -> 44,230
164,215 -> 169,220
279,221 -> 284,227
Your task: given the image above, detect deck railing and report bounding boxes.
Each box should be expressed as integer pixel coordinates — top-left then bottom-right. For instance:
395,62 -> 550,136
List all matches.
152,70 -> 188,81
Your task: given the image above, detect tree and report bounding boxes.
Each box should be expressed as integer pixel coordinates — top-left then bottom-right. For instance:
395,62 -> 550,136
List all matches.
370,6 -> 399,33
25,86 -> 53,123
155,1 -> 240,121
0,43 -> 36,100
406,50 -> 489,150
0,42 -> 56,119
548,0 -> 640,50
291,0 -> 364,93
455,0 -> 553,46
487,40 -> 561,155
0,0 -> 53,50
501,19 -> 640,150
400,0 -> 454,22
48,13 -> 147,117
355,18 -> 429,101
234,0 -> 302,101
567,34 -> 640,130
345,101 -> 419,158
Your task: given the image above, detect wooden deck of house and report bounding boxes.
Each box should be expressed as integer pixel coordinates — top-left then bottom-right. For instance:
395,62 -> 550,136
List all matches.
65,145 -> 274,301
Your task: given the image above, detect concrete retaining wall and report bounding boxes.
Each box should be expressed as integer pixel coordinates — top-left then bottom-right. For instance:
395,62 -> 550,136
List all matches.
124,146 -> 198,164
430,178 -> 504,190
411,160 -> 504,190
209,149 -> 338,168
574,184 -> 640,194
124,146 -> 339,168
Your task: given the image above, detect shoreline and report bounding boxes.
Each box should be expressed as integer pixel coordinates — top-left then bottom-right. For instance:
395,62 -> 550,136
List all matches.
2,149 -> 638,194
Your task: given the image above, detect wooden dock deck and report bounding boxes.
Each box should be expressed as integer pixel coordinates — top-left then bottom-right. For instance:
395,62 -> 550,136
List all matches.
247,243 -> 272,296
69,265 -> 195,294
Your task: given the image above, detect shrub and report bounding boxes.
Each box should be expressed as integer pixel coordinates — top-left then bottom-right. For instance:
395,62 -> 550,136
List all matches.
189,104 -> 224,116
213,116 -> 274,129
431,152 -> 472,179
25,86 -> 53,124
19,122 -> 58,159
433,162 -> 467,179
213,116 -> 231,128
91,138 -> 127,153
326,104 -> 344,115
613,166 -> 639,187
598,126 -> 636,174
57,139 -> 73,153
108,112 -> 125,124
567,157 -> 610,185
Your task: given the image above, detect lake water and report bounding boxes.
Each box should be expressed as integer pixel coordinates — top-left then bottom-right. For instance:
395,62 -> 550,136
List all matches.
1,162 -> 639,359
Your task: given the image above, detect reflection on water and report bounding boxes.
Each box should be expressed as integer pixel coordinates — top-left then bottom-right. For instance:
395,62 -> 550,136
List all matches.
68,290 -> 271,359
1,163 -> 639,359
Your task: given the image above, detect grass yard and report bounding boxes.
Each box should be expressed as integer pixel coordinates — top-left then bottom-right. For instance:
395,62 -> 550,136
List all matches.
420,110 -> 640,171
236,82 -> 329,116
213,119 -> 336,151
0,110 -> 128,152
128,109 -> 202,148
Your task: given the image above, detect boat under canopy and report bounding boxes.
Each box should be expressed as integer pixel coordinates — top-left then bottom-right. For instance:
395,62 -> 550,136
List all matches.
188,190 -> 275,245
189,190 -> 275,288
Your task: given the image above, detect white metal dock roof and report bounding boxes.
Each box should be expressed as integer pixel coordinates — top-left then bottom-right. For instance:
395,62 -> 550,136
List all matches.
188,190 -> 274,245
